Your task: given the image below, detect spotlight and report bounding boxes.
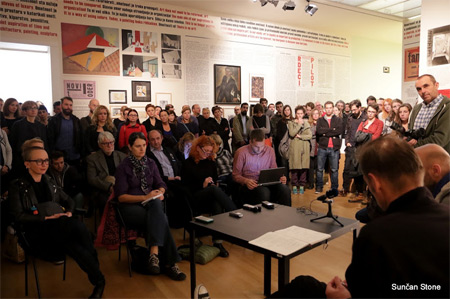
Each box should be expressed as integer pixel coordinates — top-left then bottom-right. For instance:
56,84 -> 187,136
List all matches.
282,0 -> 296,10
260,0 -> 268,6
304,0 -> 318,16
271,0 -> 279,7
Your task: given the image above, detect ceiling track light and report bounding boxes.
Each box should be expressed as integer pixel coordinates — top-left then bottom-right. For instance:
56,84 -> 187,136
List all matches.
260,0 -> 268,6
304,0 -> 318,16
282,0 -> 296,11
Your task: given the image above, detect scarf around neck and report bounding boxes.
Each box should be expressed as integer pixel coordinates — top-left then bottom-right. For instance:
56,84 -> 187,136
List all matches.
129,154 -> 150,194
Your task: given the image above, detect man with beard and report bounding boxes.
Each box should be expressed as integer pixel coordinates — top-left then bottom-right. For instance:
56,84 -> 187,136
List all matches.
340,99 -> 367,199
232,102 -> 249,153
80,99 -> 99,133
47,97 -> 82,166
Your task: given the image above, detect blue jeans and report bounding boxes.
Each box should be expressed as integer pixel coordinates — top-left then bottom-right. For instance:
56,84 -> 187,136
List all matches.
316,147 -> 339,190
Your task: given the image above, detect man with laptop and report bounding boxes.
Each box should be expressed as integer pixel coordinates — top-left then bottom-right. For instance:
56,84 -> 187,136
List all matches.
232,129 -> 291,207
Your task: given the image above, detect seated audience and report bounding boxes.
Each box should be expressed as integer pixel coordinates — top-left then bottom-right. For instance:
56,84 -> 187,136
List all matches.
160,110 -> 179,149
415,144 -> 450,204
271,137 -> 449,298
212,106 -> 231,152
118,109 -> 147,150
114,132 -> 186,281
232,129 -> 291,207
9,146 -> 105,298
210,133 -> 235,196
47,151 -> 84,209
176,132 -> 195,162
288,106 -> 312,190
147,130 -> 191,228
142,104 -> 163,134
177,106 -> 199,138
181,135 -> 236,257
86,132 -> 127,216
85,105 -> 117,155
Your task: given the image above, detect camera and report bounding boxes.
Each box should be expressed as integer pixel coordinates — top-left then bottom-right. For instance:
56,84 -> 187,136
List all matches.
390,123 -> 425,141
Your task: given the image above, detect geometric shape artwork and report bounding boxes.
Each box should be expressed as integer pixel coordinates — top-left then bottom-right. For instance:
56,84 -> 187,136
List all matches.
132,81 -> 151,102
123,55 -> 158,78
61,23 -> 120,76
122,29 -> 158,55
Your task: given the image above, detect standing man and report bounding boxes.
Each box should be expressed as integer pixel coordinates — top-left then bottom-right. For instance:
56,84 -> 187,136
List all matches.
315,101 -> 343,194
192,104 -> 201,118
260,98 -> 274,118
409,74 -> 450,153
229,105 -> 240,130
53,101 -> 61,115
232,102 -> 249,153
47,96 -> 82,166
233,129 -> 290,207
270,101 -> 283,139
340,100 -> 366,198
80,99 -> 99,133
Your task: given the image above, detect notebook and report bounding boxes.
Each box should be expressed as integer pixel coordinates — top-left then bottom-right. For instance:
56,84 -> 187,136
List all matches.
258,167 -> 286,186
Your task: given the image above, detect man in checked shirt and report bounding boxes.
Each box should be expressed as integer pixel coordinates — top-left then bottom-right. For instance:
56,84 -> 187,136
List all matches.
409,74 -> 450,154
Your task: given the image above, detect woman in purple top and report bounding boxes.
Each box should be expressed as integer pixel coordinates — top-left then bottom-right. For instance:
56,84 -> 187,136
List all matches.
114,132 -> 185,281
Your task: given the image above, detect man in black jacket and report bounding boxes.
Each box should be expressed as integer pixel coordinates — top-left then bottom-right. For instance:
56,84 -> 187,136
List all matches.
271,137 -> 449,298
147,130 -> 191,228
315,101 -> 343,193
47,97 -> 82,166
340,99 -> 366,197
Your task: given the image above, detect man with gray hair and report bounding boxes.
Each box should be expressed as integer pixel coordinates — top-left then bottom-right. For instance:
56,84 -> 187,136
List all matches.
86,131 -> 127,216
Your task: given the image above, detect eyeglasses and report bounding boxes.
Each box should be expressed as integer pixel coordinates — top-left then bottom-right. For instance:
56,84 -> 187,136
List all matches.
27,159 -> 50,166
101,141 -> 114,146
200,147 -> 213,156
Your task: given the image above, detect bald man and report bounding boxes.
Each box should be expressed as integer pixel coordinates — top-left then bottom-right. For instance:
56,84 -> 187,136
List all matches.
415,144 -> 450,204
80,99 -> 99,132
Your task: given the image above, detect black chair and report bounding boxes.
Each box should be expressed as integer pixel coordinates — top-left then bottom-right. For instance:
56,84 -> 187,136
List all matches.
14,224 -> 66,298
110,199 -> 133,277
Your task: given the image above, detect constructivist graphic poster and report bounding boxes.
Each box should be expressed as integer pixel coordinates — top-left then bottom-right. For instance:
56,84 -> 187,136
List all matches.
121,30 -> 158,55
404,47 -> 419,82
161,33 -> 182,79
61,23 -> 120,76
122,55 -> 158,78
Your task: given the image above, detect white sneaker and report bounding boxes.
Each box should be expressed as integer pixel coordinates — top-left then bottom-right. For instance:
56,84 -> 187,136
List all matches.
194,284 -> 210,299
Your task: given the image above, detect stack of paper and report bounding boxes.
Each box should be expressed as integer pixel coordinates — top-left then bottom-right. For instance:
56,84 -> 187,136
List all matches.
249,226 -> 331,256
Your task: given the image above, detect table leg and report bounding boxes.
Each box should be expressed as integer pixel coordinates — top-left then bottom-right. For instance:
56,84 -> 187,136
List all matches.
264,254 -> 271,296
278,257 -> 289,292
190,228 -> 196,299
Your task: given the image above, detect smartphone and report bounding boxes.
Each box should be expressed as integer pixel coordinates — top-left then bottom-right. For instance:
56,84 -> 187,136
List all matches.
262,201 -> 275,209
229,212 -> 243,218
195,215 -> 214,224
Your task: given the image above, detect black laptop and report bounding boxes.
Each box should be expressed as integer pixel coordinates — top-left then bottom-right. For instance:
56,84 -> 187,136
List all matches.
258,167 -> 286,186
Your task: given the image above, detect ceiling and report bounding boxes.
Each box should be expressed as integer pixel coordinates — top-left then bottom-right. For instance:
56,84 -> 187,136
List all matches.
154,0 -> 417,43
326,0 -> 421,19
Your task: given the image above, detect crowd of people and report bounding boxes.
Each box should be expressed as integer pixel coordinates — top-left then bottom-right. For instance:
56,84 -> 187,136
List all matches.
1,73 -> 449,298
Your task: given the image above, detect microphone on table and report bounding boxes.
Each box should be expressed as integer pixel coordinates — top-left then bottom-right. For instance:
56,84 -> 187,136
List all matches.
317,189 -> 338,203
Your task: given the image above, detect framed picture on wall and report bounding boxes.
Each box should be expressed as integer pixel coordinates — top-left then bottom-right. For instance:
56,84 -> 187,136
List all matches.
156,92 -> 172,109
131,81 -> 151,102
109,90 -> 127,104
214,64 -> 241,105
110,105 -> 122,118
250,74 -> 265,101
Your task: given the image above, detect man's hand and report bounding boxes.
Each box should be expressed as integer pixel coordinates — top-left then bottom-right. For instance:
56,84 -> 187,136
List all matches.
325,276 -> 351,299
245,178 -> 258,190
280,176 -> 287,185
407,138 -> 418,146
1,166 -> 9,175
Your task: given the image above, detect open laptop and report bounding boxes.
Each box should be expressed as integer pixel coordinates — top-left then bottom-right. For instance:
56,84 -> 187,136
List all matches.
258,167 -> 286,186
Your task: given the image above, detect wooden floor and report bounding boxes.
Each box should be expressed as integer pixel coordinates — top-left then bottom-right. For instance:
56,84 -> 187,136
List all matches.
1,158 -> 367,298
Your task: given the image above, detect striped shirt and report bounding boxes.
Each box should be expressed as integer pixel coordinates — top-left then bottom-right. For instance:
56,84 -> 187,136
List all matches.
413,94 -> 444,130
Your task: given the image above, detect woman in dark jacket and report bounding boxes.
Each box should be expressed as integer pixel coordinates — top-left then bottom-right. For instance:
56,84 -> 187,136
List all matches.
9,146 -> 105,298
85,105 -> 117,155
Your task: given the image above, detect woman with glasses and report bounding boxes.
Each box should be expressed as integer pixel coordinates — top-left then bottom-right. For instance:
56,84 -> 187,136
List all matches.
114,132 -> 186,281
118,109 -> 147,150
9,146 -> 105,298
85,105 -> 117,155
10,101 -> 48,178
181,135 -> 236,257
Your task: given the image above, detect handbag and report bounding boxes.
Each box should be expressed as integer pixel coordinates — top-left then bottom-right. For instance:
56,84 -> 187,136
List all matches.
278,129 -> 291,160
355,130 -> 372,145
